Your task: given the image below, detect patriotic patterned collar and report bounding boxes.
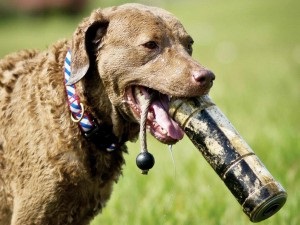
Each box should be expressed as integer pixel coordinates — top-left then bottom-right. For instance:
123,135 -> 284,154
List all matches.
64,50 -> 117,151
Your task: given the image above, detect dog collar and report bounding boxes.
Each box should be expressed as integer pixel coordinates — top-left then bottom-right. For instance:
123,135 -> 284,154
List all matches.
64,50 -> 117,151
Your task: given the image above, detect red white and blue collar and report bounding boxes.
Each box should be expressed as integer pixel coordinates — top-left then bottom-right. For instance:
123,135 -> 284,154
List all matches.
64,50 -> 94,132
64,50 -> 117,151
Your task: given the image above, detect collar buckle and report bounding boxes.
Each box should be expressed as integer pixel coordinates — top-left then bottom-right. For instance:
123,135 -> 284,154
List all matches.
83,120 -> 118,151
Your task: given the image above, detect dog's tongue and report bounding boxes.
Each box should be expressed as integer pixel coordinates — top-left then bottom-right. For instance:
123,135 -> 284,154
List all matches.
151,98 -> 184,140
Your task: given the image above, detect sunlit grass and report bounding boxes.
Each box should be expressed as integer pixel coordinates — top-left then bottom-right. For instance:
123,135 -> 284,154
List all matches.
0,0 -> 299,224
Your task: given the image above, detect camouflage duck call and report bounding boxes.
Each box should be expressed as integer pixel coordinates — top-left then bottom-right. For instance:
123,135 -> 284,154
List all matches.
169,95 -> 287,222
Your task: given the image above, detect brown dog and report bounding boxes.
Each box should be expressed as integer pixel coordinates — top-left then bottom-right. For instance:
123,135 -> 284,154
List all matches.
0,3 -> 214,225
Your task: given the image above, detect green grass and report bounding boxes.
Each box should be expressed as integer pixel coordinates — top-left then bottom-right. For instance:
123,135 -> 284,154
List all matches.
1,0 -> 299,224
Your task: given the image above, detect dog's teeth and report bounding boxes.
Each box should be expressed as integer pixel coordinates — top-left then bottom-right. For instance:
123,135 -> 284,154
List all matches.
161,128 -> 168,135
126,96 -> 132,102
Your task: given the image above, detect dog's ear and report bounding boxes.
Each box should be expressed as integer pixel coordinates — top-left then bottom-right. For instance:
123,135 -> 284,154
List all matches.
67,10 -> 109,85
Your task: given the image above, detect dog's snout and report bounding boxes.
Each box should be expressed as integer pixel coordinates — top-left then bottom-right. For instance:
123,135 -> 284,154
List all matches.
192,69 -> 215,86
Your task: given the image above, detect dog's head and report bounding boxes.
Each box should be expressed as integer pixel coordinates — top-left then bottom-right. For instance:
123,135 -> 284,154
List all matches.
68,3 -> 215,144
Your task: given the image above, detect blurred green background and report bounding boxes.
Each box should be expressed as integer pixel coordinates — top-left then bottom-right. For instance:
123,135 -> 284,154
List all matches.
1,0 -> 299,224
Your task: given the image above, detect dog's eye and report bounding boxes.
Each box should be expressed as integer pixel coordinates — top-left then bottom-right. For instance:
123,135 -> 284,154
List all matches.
143,41 -> 158,50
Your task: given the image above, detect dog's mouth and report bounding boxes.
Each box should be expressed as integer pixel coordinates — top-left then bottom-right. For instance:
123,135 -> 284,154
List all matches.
125,86 -> 184,144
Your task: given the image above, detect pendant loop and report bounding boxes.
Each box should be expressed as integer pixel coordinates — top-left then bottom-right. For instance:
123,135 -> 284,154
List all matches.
71,103 -> 85,123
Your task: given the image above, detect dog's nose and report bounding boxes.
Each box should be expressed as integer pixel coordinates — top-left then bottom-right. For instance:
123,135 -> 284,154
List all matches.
192,69 -> 215,86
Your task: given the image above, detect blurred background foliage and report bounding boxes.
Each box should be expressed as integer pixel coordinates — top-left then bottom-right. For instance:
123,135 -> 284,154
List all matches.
0,0 -> 299,224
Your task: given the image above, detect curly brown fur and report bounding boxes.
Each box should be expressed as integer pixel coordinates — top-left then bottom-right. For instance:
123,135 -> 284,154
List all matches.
0,3 -> 214,225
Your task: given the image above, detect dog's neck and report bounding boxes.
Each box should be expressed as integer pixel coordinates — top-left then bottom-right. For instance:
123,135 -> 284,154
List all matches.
80,66 -> 140,143
64,50 -> 123,151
